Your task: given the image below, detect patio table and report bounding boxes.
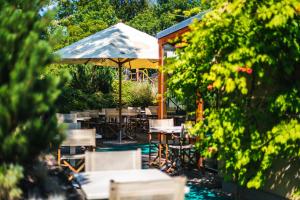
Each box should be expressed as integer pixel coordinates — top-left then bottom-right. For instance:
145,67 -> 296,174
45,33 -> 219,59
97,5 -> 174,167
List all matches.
75,169 -> 175,200
77,117 -> 92,121
149,126 -> 182,134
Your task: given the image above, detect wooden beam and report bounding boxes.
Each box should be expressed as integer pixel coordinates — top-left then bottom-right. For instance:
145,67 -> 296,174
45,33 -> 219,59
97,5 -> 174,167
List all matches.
157,42 -> 167,119
158,27 -> 190,46
157,27 -> 191,119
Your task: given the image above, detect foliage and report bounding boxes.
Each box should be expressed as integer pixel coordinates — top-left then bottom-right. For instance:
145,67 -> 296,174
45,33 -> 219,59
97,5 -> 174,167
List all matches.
0,0 -> 64,198
129,0 -> 202,36
109,0 -> 150,22
166,0 -> 300,189
291,188 -> 300,200
53,0 -> 118,48
0,164 -> 23,200
113,80 -> 155,108
52,0 -> 203,39
53,65 -> 115,112
128,8 -> 161,36
155,0 -> 202,25
69,65 -> 114,94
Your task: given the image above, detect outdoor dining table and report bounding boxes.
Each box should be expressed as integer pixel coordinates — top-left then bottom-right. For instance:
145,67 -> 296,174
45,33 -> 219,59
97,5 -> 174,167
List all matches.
75,169 -> 184,200
77,117 -> 92,121
149,126 -> 183,134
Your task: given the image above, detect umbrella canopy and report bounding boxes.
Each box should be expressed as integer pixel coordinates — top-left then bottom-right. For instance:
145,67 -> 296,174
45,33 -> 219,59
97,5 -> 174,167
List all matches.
55,23 -> 159,143
55,23 -> 159,69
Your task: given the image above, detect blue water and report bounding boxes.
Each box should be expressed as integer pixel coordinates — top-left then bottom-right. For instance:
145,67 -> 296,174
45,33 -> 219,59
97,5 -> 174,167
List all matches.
186,183 -> 231,200
97,144 -> 230,200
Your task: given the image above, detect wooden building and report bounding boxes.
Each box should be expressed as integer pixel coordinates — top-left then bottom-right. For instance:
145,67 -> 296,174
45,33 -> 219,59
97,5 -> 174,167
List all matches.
156,12 -> 207,119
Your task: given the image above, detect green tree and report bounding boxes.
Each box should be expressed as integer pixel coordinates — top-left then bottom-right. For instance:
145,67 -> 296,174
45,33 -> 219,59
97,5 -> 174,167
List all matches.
0,0 -> 64,198
166,0 -> 300,190
154,0 -> 202,29
128,8 -> 160,36
110,0 -> 150,22
54,0 -> 118,48
128,0 -> 203,36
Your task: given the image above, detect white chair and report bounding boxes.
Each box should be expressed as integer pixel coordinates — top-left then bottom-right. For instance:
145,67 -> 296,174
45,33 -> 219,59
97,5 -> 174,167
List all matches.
148,118 -> 174,129
63,122 -> 81,129
58,129 -> 96,174
85,109 -> 100,118
109,176 -> 186,200
56,113 -> 77,123
71,111 -> 90,118
128,107 -> 141,112
85,149 -> 142,172
145,106 -> 158,117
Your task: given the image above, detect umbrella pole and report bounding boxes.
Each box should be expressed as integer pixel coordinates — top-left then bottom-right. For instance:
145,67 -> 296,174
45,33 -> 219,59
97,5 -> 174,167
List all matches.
118,63 -> 122,143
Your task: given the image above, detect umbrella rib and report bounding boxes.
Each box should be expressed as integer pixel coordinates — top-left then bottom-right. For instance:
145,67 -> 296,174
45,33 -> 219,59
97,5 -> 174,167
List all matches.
84,59 -> 91,64
122,58 -> 135,65
107,58 -> 135,65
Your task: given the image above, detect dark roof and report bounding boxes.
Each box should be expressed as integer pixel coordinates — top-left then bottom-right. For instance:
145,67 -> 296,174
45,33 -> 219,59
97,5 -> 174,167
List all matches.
156,10 -> 208,39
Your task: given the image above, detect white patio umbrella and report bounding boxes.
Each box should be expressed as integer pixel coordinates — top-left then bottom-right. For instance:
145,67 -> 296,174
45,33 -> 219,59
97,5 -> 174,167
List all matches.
55,23 -> 159,142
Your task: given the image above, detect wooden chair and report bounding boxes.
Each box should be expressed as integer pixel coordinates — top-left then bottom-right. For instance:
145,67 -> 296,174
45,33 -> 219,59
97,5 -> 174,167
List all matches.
58,129 -> 96,174
148,119 -> 174,166
168,124 -> 194,173
85,149 -> 141,172
123,108 -> 140,139
104,108 -> 120,138
109,176 -> 186,200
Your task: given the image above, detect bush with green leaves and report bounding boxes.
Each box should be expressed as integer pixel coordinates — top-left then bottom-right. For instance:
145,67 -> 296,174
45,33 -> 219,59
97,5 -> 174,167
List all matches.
52,65 -> 115,112
0,165 -> 23,200
166,0 -> 300,190
112,80 -> 156,108
0,0 -> 64,198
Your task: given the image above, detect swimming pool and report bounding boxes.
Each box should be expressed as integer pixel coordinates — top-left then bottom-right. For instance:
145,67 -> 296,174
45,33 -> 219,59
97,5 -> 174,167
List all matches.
97,144 -> 231,200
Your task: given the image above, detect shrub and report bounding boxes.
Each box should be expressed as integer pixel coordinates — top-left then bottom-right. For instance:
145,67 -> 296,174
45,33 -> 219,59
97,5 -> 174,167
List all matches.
112,80 -> 156,108
0,0 -> 64,198
0,164 -> 23,200
52,65 -> 116,112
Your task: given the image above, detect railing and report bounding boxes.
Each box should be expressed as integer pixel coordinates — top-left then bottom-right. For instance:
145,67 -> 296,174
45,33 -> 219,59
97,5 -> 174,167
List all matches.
167,97 -> 185,114
129,69 -> 155,85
